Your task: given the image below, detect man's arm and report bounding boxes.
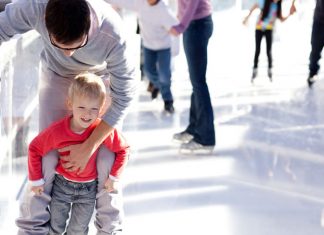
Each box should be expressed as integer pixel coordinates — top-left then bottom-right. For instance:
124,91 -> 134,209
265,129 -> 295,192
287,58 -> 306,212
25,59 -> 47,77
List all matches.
60,120 -> 113,173
0,0 -> 40,43
61,7 -> 137,173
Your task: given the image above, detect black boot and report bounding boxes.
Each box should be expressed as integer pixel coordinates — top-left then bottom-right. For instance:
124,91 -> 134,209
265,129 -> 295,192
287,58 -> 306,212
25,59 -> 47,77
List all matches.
307,74 -> 317,88
164,100 -> 174,114
151,88 -> 159,99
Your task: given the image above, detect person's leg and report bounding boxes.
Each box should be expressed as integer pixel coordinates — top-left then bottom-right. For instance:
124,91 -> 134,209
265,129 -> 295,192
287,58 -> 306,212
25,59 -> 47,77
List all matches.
66,179 -> 97,235
309,20 -> 324,77
156,48 -> 173,102
182,15 -> 215,146
16,66 -> 71,235
253,30 -> 263,69
265,30 -> 273,69
265,30 -> 273,80
94,147 -> 124,235
143,47 -> 160,96
48,175 -> 72,235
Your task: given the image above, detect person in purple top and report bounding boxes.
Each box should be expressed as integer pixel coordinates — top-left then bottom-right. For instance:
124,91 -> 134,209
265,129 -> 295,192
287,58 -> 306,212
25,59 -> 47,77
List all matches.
170,0 -> 215,154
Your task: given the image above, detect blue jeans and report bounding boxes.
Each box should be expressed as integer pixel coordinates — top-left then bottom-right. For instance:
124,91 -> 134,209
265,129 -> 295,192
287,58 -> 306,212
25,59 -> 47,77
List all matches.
309,20 -> 324,77
183,15 -> 215,146
143,47 -> 173,101
49,174 -> 97,235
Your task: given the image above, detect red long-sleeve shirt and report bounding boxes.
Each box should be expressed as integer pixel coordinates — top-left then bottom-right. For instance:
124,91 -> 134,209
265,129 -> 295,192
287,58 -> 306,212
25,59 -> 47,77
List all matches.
28,116 -> 130,183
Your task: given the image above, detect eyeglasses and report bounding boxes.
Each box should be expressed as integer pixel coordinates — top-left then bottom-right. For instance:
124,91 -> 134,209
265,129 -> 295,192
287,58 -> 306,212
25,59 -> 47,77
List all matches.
49,33 -> 88,51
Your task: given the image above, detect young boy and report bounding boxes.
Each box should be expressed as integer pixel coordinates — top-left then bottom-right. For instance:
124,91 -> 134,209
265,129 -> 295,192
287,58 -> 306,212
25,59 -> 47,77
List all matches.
107,0 -> 178,113
28,73 -> 130,235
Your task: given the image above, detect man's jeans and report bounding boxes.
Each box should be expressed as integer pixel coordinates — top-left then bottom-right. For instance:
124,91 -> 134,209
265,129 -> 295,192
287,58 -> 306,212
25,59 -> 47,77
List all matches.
309,20 -> 324,77
49,175 -> 97,235
143,47 -> 173,101
183,15 -> 215,146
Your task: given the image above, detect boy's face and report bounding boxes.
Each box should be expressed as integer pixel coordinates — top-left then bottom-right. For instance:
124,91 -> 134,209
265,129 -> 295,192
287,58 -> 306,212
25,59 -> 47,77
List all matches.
69,95 -> 102,132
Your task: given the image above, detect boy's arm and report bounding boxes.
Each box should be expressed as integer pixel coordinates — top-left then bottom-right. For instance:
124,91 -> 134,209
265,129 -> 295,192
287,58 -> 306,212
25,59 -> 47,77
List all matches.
105,0 -> 137,11
28,129 -> 56,184
104,129 -> 130,179
162,4 -> 179,31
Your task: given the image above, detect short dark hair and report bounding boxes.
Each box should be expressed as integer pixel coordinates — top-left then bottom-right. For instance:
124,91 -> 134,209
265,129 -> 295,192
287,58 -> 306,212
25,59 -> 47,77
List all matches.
45,0 -> 90,44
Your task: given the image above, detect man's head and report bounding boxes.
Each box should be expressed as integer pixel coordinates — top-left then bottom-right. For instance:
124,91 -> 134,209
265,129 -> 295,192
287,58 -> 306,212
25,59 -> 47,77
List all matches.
45,0 -> 90,55
67,73 -> 107,131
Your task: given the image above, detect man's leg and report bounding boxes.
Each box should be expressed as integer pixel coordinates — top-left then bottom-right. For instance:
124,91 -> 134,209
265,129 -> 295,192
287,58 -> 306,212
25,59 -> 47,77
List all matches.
95,147 -> 124,235
16,151 -> 58,235
16,66 -> 71,235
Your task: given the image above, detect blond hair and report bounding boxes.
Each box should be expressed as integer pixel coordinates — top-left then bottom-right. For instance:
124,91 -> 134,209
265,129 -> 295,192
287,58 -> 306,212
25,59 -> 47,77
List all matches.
68,73 -> 106,107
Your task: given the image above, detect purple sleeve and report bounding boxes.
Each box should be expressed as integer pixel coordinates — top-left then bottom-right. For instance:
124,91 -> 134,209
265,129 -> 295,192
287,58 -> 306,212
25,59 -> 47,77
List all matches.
173,0 -> 200,34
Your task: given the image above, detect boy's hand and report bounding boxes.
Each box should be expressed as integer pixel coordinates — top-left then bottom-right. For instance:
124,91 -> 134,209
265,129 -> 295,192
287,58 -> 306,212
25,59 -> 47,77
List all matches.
169,27 -> 179,36
104,178 -> 120,193
31,185 -> 44,196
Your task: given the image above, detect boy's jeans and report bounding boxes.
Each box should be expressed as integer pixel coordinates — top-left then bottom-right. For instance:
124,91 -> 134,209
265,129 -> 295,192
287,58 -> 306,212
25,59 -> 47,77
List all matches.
16,67 -> 124,235
49,175 -> 97,235
143,47 -> 173,101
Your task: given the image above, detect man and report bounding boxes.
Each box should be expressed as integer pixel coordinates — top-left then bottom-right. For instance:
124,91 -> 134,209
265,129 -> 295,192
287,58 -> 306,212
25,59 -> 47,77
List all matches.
0,0 -> 136,234
307,0 -> 324,87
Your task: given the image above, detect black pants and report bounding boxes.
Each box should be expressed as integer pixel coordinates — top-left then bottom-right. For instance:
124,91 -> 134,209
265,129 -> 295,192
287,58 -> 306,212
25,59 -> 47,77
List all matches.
253,29 -> 273,69
309,20 -> 324,77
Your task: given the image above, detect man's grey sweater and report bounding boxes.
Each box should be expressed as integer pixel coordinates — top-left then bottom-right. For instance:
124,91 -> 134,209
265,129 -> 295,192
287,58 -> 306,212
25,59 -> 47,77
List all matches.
0,0 -> 136,127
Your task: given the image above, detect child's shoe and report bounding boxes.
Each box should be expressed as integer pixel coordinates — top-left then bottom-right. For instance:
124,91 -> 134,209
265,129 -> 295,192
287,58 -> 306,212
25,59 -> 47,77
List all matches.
151,88 -> 159,99
164,100 -> 174,114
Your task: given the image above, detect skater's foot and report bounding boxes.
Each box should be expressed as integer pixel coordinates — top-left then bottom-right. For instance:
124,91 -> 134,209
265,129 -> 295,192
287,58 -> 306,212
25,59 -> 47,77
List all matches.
268,68 -> 272,82
307,74 -> 317,88
251,68 -> 257,83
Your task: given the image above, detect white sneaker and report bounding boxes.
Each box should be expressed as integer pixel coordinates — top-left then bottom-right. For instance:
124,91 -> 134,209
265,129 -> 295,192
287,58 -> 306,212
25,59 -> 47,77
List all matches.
173,131 -> 193,143
180,139 -> 214,154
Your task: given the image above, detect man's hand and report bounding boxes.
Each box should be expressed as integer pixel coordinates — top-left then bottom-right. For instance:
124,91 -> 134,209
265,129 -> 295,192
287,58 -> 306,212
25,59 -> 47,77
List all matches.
59,142 -> 93,174
104,178 -> 120,193
60,120 -> 114,174
31,185 -> 44,196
